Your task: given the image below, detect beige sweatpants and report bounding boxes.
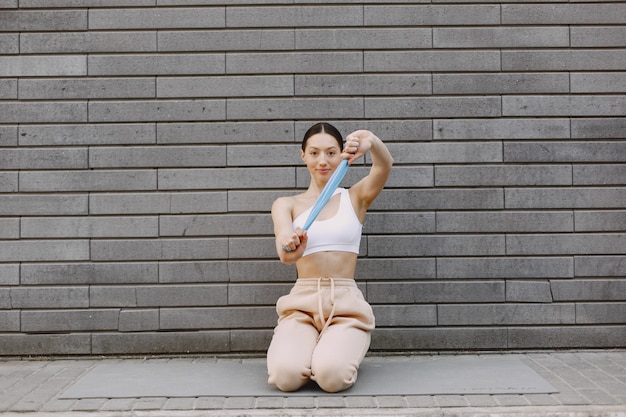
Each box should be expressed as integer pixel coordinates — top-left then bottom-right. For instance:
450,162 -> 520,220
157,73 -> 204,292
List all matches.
266,277 -> 375,393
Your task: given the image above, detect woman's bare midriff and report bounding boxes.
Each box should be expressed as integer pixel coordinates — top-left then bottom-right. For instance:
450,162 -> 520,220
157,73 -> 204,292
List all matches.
295,251 -> 358,279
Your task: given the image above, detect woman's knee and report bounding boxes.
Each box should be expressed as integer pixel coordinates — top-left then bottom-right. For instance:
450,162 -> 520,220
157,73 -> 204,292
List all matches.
311,360 -> 358,393
267,361 -> 310,392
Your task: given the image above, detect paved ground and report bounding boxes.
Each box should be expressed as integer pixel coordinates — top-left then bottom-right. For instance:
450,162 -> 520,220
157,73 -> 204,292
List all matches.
0,350 -> 625,417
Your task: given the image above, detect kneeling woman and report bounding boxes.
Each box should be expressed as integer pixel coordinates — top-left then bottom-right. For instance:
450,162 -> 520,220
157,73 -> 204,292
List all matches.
267,122 -> 393,393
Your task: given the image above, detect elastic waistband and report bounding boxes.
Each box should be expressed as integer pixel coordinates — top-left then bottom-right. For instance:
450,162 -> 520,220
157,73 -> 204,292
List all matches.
294,277 -> 356,287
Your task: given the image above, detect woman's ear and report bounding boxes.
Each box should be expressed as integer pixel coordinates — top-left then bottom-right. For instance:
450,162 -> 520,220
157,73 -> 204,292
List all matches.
300,149 -> 306,162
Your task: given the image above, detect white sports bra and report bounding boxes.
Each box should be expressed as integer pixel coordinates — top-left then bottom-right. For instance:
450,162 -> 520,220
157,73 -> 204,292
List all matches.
292,188 -> 363,257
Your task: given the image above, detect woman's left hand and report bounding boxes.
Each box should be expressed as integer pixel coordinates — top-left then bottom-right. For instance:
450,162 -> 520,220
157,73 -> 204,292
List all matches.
341,130 -> 375,165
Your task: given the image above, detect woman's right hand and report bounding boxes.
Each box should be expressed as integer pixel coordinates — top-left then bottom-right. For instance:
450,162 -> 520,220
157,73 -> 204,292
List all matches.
277,227 -> 307,264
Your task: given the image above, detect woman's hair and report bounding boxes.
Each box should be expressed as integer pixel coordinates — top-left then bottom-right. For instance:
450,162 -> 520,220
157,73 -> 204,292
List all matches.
302,122 -> 343,151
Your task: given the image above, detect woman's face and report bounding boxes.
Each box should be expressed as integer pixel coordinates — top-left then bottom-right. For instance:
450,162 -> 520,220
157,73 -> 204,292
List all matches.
301,133 -> 342,180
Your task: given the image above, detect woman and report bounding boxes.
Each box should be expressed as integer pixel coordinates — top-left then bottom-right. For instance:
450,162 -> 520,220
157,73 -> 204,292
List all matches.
267,122 -> 393,393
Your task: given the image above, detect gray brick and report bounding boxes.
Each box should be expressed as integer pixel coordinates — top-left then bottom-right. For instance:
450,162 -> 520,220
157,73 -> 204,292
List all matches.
297,28 -> 431,50
503,50 -> 626,71
504,96 -> 626,117
89,286 -> 137,308
576,303 -> 626,324
372,328 -> 508,351
0,125 -> 17,146
157,121 -> 294,144
0,10 -> 86,31
158,168 -> 294,190
365,5 -> 500,26
226,52 -> 362,74
378,189 -> 503,210
0,288 -> 9,309
368,281 -> 505,304
91,332 -> 230,355
571,72 -> 626,93
0,218 -> 18,239
21,309 -> 119,332
22,0 -> 153,5
434,73 -> 569,95
382,166 -> 434,188
0,56 -> 85,77
158,75 -> 293,98
159,261 -> 229,283
0,240 -> 89,262
366,97 -> 501,118
0,78 -> 17,98
228,144 -> 299,166
0,264 -> 18,285
506,187 -> 626,209
227,5 -> 362,27
365,212 -> 435,234
575,256 -> 626,277
18,124 -> 156,146
0,34 -> 18,54
119,309 -> 159,332
356,259 -> 436,280
231,329 -> 273,352
391,142 -> 502,164
20,32 -> 156,54
438,304 -> 575,325
91,238 -> 229,261
229,97 -> 364,120
502,4 -> 626,24
160,214 -> 272,236
20,170 -> 157,192
89,7 -> 224,29
21,262 -> 158,285
504,141 -> 626,162
0,148 -> 87,170
10,287 -> 88,308
507,234 -> 626,256
574,164 -> 626,186
0,102 -> 86,123
366,51 -> 500,72
434,27 -> 569,48
21,216 -> 158,238
509,326 -> 626,349
572,118 -> 626,139
0,311 -> 19,332
228,260 -> 296,282
437,257 -> 573,279
228,190 -> 296,213
436,165 -> 571,187
20,78 -> 155,99
507,280 -> 554,303
132,285 -> 229,307
0,172 -> 17,192
228,283 -> 292,305
90,146 -> 225,168
437,211 -> 573,233
0,334 -> 90,356
434,118 -> 570,140
160,306 -> 275,329
89,192 -> 227,215
228,237 -> 281,260
158,30 -> 294,52
572,27 -> 626,48
88,54 -> 224,76
296,74 -> 431,96
575,211 -> 626,232
89,100 -> 225,123
373,304 -> 437,326
0,194 -> 87,216
369,235 -> 505,257
553,279 -> 626,301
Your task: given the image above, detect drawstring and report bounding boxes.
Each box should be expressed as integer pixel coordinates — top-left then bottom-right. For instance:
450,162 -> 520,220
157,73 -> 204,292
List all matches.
316,277 -> 336,341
